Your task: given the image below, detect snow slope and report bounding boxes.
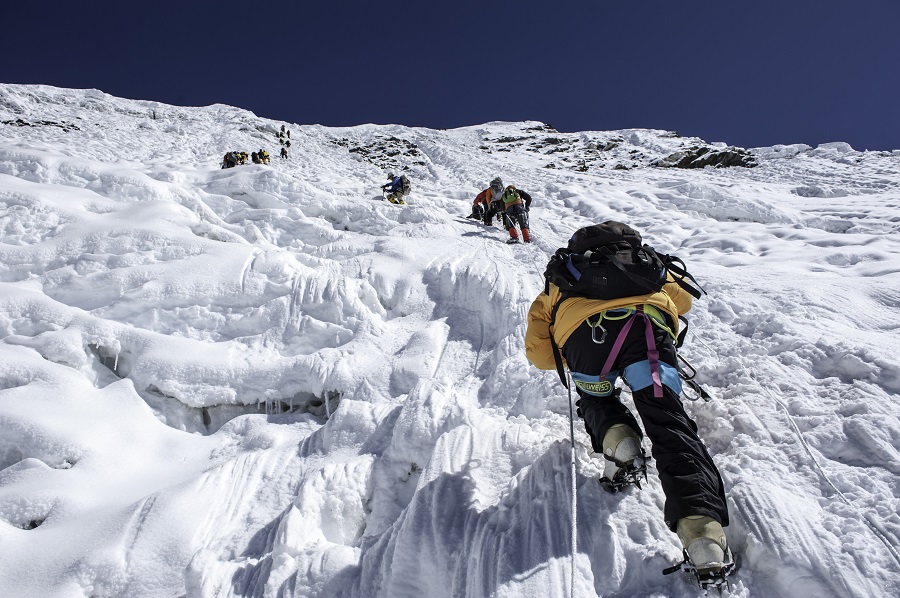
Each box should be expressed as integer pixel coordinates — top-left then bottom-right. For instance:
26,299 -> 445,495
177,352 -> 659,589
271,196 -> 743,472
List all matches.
1,84 -> 899,598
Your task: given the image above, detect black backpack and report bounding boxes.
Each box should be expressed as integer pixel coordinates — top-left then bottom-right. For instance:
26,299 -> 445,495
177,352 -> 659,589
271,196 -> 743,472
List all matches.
543,221 -> 705,387
544,221 -> 712,396
544,221 -> 703,303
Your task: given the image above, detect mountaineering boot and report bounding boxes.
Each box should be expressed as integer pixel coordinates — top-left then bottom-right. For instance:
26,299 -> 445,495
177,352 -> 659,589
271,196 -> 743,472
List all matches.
674,515 -> 734,590
507,227 -> 519,243
522,227 -> 532,243
677,515 -> 728,569
598,423 -> 646,492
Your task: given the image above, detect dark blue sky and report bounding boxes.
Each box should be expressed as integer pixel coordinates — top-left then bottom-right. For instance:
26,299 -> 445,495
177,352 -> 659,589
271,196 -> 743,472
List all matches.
5,1 -> 898,150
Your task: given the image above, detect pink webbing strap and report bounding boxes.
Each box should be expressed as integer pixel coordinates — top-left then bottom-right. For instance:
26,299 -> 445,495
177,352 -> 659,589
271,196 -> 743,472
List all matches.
599,316 -> 635,378
640,307 -> 663,398
599,306 -> 664,398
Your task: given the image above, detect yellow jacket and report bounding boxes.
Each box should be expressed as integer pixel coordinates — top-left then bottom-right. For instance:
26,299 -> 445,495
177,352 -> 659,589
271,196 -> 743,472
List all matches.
525,277 -> 693,371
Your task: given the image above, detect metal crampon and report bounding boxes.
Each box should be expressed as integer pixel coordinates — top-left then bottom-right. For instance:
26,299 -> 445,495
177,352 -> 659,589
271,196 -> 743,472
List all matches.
598,450 -> 648,493
663,548 -> 736,595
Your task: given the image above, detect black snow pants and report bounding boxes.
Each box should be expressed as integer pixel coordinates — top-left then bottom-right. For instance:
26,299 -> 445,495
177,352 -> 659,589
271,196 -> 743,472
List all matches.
483,200 -> 512,228
506,203 -> 529,231
562,312 -> 730,530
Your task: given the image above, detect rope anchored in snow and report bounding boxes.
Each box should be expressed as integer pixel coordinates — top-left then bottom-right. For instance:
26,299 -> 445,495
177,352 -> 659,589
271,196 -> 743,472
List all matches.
691,332 -> 900,569
565,372 -> 580,598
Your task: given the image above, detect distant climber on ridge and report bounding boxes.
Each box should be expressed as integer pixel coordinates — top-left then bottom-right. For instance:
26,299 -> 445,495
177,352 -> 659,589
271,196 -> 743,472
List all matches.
382,172 -> 411,205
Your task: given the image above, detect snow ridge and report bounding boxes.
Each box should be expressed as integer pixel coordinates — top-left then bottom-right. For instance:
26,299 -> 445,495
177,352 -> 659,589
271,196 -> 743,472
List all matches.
1,84 -> 899,598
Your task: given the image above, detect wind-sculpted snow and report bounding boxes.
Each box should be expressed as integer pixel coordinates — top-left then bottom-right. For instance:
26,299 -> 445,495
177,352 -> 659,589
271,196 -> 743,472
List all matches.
1,84 -> 900,598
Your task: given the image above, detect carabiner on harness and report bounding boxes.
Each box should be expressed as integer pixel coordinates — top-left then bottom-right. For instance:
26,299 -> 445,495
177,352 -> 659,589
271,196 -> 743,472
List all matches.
586,309 -> 632,345
586,315 -> 607,344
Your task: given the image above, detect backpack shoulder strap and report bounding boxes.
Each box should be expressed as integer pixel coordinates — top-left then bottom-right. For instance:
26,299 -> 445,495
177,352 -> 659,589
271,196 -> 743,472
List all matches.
661,255 -> 705,299
548,296 -> 569,388
676,314 -> 689,348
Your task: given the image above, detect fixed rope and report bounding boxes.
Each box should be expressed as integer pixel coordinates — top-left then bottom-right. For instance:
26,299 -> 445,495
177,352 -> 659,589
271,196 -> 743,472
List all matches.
564,371 -> 601,596
690,332 -> 900,567
566,371 -> 578,598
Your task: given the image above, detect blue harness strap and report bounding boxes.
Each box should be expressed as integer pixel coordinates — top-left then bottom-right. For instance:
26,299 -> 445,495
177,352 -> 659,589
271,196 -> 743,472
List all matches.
571,371 -> 618,397
623,359 -> 682,396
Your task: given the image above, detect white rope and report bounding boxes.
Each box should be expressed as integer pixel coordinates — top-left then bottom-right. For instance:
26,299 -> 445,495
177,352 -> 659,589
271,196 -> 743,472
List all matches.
691,333 -> 900,567
565,372 -> 585,598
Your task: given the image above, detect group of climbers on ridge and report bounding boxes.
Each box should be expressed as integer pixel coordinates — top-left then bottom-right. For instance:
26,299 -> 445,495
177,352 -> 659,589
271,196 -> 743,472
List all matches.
382,172 -> 532,245
222,149 -> 270,168
466,176 -> 533,244
277,125 -> 291,159
222,125 -> 292,169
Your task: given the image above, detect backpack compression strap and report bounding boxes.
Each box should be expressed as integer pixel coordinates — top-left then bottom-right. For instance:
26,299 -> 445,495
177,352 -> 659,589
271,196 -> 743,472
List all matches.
593,245 -> 666,295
